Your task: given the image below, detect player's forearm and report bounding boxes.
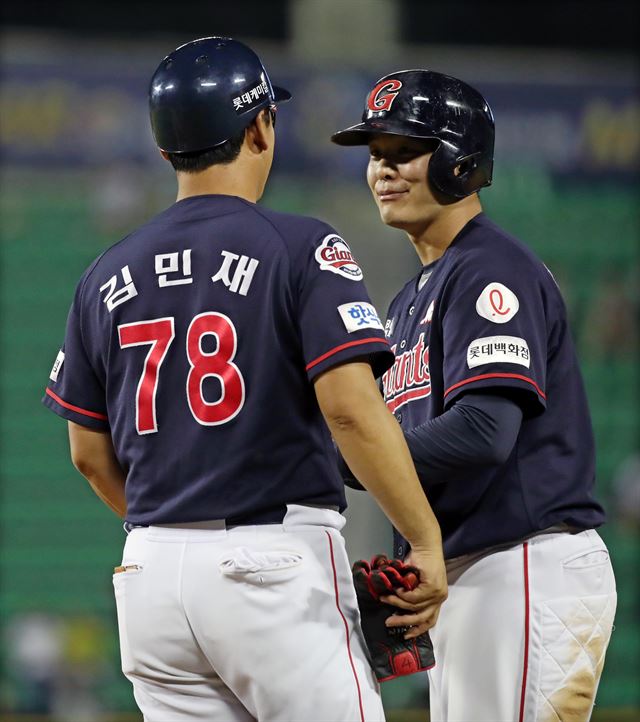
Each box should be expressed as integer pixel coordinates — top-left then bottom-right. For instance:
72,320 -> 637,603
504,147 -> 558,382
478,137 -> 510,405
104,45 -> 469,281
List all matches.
68,421 -> 127,517
315,363 -> 442,550
82,473 -> 127,517
331,405 -> 441,548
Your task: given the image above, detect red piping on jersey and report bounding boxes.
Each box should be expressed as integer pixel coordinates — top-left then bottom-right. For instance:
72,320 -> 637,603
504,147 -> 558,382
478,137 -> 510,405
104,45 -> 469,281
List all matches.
306,337 -> 389,372
45,388 -> 108,421
444,373 -> 546,400
519,542 -> 530,722
325,530 -> 365,722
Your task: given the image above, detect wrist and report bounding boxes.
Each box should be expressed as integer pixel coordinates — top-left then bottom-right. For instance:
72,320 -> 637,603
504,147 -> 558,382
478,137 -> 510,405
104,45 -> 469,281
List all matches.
405,531 -> 443,553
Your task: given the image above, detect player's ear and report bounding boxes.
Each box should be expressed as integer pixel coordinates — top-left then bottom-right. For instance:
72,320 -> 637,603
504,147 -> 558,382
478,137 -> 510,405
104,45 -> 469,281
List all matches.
159,150 -> 170,162
245,110 -> 271,154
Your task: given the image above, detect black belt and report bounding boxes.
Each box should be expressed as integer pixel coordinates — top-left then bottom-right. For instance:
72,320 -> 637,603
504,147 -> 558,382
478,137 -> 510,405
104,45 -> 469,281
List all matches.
226,505 -> 287,527
124,505 -> 288,534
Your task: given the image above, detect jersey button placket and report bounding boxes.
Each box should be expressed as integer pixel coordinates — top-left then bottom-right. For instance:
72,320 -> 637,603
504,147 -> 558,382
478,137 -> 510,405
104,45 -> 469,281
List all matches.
408,306 -> 415,315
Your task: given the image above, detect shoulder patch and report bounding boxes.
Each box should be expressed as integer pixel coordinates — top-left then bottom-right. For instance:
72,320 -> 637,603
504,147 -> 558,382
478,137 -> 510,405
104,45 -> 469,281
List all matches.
476,282 -> 519,324
467,335 -> 530,368
315,235 -> 363,281
49,350 -> 65,382
338,302 -> 384,333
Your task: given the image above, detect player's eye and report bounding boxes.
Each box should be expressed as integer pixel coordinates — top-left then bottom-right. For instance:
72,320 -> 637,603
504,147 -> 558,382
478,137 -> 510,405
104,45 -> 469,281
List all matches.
397,147 -> 419,160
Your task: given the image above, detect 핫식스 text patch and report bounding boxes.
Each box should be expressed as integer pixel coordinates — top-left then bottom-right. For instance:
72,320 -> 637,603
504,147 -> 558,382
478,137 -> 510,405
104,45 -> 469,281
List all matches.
338,302 -> 384,332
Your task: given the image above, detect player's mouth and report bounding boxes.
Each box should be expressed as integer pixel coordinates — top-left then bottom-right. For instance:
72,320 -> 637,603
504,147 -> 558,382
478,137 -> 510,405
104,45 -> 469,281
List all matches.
376,188 -> 409,202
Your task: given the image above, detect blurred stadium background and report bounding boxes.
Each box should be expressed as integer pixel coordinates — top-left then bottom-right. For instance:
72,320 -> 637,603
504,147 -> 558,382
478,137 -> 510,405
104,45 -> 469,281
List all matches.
1,1 -> 638,719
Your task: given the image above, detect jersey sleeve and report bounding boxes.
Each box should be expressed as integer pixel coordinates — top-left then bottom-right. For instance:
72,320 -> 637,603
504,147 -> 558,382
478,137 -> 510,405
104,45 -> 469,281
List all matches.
440,257 -> 547,417
42,276 -> 109,430
295,230 -> 393,381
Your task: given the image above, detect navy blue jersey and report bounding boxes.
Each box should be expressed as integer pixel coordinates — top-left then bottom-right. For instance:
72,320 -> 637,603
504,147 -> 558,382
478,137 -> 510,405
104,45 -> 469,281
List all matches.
43,195 -> 393,524
383,213 -> 605,559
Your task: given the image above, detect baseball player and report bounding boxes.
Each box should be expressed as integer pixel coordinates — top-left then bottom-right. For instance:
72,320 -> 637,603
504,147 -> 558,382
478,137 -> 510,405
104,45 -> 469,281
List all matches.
42,40 -> 448,722
332,70 -> 618,722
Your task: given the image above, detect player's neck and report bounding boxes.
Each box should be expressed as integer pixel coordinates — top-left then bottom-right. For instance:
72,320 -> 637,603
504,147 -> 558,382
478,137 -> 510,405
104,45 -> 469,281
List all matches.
409,196 -> 483,265
174,159 -> 266,204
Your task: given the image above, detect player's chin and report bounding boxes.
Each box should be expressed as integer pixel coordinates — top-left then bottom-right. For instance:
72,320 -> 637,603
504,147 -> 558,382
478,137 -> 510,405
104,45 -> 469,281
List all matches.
379,206 -> 411,230
377,203 -> 404,227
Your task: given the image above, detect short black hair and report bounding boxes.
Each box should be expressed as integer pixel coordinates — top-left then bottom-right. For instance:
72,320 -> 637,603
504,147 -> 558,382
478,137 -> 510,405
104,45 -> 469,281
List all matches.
166,130 -> 245,173
166,109 -> 273,173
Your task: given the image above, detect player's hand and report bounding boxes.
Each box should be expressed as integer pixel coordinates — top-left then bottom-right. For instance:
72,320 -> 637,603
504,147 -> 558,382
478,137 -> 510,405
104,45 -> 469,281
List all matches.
381,546 -> 448,638
351,555 -> 435,680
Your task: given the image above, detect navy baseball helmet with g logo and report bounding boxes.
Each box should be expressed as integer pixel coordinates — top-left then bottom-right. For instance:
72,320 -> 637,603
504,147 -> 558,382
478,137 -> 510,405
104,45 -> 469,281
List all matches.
331,70 -> 494,199
149,36 -> 291,154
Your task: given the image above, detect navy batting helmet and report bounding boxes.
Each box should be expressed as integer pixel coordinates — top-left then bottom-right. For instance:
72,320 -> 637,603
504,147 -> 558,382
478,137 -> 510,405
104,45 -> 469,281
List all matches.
149,36 -> 291,154
331,70 -> 494,199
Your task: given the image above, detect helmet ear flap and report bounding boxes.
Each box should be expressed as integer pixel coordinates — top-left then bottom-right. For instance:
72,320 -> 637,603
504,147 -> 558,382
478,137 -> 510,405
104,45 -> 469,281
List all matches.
427,143 -> 466,198
456,152 -> 493,195
455,153 -> 480,178
428,145 -> 493,199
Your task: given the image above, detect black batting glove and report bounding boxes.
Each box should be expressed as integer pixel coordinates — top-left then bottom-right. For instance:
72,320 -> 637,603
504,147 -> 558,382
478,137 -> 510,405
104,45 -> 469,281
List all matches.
352,554 -> 435,682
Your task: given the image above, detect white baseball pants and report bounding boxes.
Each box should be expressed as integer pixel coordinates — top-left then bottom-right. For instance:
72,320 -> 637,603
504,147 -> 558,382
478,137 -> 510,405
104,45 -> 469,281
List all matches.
112,504 -> 385,722
428,528 -> 617,722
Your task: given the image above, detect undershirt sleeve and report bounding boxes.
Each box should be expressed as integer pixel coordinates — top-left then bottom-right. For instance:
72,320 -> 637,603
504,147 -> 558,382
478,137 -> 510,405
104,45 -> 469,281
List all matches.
404,392 -> 523,483
338,391 -> 523,490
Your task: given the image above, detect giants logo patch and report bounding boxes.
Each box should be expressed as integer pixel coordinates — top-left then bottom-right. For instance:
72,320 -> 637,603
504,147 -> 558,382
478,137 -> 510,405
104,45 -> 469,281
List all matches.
367,79 -> 403,112
315,235 -> 363,281
382,333 -> 431,413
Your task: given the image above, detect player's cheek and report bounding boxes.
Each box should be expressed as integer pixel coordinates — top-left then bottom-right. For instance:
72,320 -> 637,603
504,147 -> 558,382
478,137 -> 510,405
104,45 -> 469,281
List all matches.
366,161 -> 378,193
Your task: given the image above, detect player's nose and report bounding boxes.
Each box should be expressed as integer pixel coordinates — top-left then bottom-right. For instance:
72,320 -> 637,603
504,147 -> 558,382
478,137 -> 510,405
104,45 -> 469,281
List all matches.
375,157 -> 399,180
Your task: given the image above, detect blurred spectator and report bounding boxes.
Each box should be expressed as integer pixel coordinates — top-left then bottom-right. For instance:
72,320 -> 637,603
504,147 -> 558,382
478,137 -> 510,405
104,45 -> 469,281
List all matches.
581,268 -> 639,360
5,613 -> 63,713
4,613 -> 110,718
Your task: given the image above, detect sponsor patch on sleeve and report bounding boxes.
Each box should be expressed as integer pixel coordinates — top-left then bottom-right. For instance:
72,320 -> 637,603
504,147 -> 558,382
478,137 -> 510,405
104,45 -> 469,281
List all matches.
315,235 -> 363,281
338,302 -> 384,333
476,282 -> 519,323
49,350 -> 65,382
467,336 -> 530,369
